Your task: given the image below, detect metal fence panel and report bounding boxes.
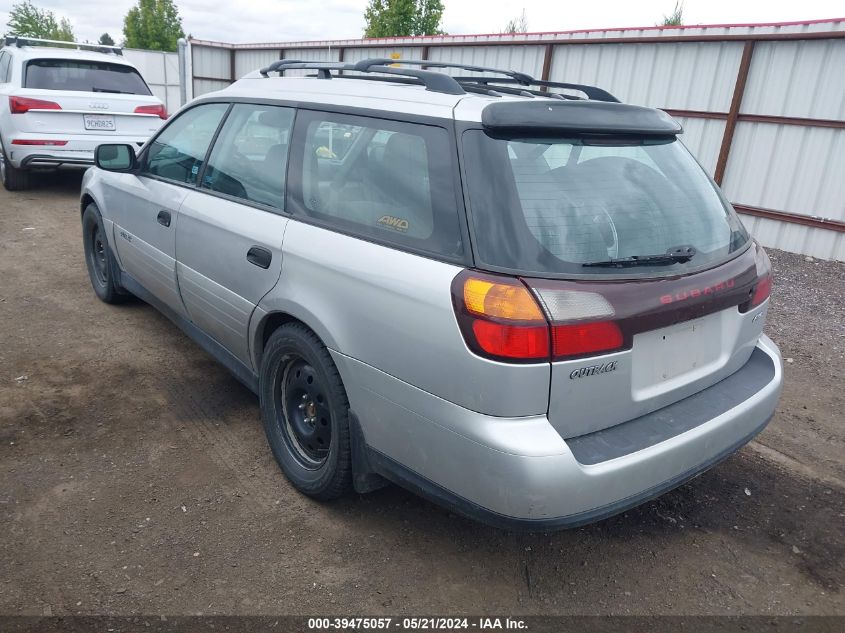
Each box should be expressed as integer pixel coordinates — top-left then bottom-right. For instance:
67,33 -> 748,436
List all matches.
550,41 -> 743,112
428,45 -> 545,78
673,116 -> 726,175
193,45 -> 231,80
723,122 -> 845,221
193,77 -> 230,97
280,48 -> 340,76
123,48 -> 180,112
343,46 -> 423,63
742,39 -> 845,119
741,215 -> 844,261
235,49 -> 280,79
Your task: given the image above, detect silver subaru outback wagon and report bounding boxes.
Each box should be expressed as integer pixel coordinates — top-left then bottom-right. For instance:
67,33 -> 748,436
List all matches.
80,59 -> 783,530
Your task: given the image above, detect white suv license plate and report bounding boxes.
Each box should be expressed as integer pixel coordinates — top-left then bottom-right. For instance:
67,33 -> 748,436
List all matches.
84,114 -> 115,131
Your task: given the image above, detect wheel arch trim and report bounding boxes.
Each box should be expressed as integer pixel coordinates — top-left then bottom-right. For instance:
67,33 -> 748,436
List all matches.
250,301 -> 341,373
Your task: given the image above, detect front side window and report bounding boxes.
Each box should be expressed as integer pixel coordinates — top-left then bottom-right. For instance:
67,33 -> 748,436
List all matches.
462,131 -> 749,277
144,103 -> 229,185
289,111 -> 463,259
25,59 -> 151,95
201,104 -> 294,209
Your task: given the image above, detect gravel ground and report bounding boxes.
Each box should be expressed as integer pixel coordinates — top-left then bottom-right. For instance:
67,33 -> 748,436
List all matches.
0,172 -> 843,617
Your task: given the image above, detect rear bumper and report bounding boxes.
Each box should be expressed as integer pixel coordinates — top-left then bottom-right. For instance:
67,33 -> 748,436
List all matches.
8,135 -> 147,169
335,334 -> 783,530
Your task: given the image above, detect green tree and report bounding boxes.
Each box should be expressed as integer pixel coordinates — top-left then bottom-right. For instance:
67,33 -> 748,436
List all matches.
503,9 -> 528,34
98,32 -> 115,46
6,1 -> 75,41
123,0 -> 185,52
364,0 -> 445,38
660,1 -> 684,26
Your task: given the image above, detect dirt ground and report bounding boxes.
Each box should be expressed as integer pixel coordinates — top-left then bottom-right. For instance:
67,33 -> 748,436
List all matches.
1,172 -> 843,617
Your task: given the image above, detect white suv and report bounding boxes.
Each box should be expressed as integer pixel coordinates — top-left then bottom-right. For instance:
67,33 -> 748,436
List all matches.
0,36 -> 166,190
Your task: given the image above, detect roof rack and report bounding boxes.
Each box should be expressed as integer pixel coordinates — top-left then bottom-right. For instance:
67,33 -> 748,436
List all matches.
4,35 -> 123,55
258,58 -> 617,102
351,58 -> 535,85
454,77 -> 619,102
260,59 -> 465,95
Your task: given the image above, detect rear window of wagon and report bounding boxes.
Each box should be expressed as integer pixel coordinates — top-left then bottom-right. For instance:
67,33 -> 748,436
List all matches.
461,131 -> 749,278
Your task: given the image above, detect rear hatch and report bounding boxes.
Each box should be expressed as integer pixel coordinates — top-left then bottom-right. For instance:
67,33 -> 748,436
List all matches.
9,57 -> 164,139
459,100 -> 772,440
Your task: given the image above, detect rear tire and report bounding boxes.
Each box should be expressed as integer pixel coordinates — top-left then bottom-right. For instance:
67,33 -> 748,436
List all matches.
0,145 -> 30,191
82,203 -> 127,304
259,323 -> 352,500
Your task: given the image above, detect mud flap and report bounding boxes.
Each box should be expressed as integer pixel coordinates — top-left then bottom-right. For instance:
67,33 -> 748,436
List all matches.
349,411 -> 389,494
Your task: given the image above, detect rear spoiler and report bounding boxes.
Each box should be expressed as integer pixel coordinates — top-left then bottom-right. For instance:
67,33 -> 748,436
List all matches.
481,101 -> 682,137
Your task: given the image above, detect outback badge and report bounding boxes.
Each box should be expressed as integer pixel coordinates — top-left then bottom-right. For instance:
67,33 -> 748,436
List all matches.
569,361 -> 618,380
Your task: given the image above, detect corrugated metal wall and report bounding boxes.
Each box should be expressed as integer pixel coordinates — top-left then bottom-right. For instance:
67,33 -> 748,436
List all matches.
187,19 -> 845,260
122,48 -> 180,113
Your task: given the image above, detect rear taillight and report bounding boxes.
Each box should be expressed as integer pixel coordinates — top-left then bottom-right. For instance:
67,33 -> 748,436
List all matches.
134,104 -> 168,119
9,96 -> 62,114
11,139 -> 68,146
740,244 -> 772,312
452,271 -> 625,363
551,321 -> 624,359
455,273 -> 549,361
531,284 -> 623,360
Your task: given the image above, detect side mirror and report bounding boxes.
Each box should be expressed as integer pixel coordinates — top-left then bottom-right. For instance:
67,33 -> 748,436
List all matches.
95,144 -> 137,172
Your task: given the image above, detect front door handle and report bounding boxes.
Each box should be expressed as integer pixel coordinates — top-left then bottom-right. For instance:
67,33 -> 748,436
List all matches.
246,246 -> 272,269
157,210 -> 171,227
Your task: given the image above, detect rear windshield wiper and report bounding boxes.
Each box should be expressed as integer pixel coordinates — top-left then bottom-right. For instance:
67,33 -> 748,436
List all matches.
582,246 -> 696,268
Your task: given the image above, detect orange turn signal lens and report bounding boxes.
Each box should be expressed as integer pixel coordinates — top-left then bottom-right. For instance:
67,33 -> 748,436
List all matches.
463,277 -> 545,322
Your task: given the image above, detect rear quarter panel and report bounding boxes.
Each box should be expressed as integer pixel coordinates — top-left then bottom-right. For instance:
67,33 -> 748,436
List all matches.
255,219 -> 551,417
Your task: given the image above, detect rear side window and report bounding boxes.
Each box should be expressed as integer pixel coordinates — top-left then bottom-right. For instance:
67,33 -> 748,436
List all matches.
201,104 -> 294,209
0,52 -> 10,83
288,111 -> 463,260
144,103 -> 229,184
462,131 -> 749,277
25,59 -> 151,95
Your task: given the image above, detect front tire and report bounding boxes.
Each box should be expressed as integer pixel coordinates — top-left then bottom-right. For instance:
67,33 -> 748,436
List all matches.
0,145 -> 30,191
259,323 -> 352,500
82,203 -> 126,304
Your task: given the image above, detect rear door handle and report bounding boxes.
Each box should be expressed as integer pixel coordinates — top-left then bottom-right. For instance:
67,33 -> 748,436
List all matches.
246,246 -> 272,269
157,210 -> 171,227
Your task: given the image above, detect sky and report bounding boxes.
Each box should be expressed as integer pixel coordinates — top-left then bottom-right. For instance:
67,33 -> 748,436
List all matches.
1,0 -> 843,45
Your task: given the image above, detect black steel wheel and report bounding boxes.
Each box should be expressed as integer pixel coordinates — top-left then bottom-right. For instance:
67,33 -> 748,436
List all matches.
82,203 -> 127,304
89,223 -> 108,286
259,323 -> 352,499
280,357 -> 333,468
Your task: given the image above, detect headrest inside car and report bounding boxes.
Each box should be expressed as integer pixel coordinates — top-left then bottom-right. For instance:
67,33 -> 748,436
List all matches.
258,109 -> 286,127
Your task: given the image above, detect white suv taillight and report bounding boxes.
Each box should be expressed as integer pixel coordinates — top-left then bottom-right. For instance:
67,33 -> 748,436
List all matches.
9,96 -> 62,114
134,104 -> 168,119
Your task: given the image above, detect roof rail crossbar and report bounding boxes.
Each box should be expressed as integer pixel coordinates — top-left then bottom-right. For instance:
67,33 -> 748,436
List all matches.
4,35 -> 123,55
454,76 -> 619,102
259,59 -> 466,95
259,60 -> 345,77
455,79 -> 581,100
356,64 -> 465,95
353,58 -> 534,85
304,73 -> 505,98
